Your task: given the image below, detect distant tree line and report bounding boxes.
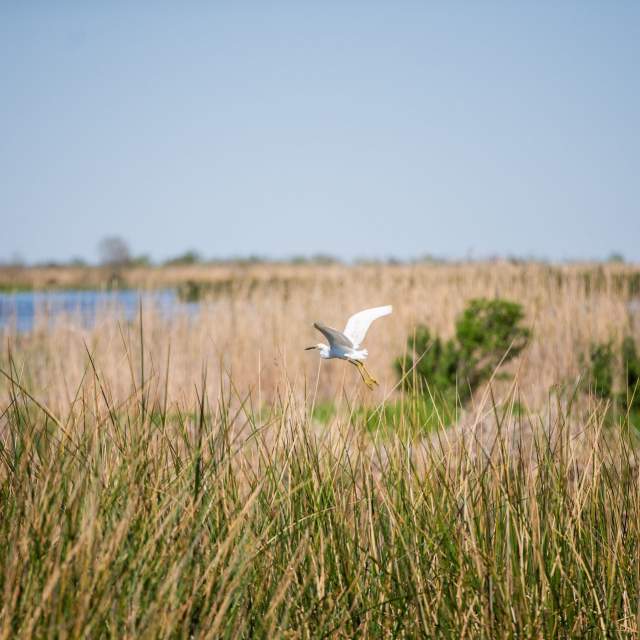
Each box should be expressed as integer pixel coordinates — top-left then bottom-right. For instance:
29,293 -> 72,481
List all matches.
1,235 -> 630,268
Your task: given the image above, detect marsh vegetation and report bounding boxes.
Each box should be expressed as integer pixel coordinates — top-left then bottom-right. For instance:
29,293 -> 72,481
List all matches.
1,261 -> 639,637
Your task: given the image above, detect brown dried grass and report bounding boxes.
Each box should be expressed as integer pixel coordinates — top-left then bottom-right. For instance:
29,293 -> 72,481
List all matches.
1,262 -> 638,418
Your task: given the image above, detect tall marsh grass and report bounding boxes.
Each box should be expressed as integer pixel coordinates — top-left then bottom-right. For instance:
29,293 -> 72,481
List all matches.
1,360 -> 639,637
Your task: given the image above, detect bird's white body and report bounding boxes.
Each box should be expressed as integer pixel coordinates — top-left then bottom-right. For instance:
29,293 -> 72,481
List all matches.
315,343 -> 368,361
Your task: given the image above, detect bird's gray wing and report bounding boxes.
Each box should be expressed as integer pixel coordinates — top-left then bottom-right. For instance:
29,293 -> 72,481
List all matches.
313,322 -> 354,349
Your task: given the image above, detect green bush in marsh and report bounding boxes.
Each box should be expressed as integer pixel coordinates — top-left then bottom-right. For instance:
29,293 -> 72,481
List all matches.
395,298 -> 531,404
583,335 -> 640,429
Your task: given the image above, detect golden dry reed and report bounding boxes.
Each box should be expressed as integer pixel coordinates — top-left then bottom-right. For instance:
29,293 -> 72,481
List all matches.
1,262 -> 638,413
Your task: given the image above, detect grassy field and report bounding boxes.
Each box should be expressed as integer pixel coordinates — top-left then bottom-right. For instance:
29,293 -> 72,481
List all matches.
1,262 -> 640,637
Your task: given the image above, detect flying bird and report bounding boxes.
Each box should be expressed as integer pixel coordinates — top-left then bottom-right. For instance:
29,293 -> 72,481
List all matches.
305,305 -> 392,389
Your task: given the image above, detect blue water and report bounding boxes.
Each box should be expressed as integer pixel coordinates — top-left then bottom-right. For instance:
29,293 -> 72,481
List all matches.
0,289 -> 193,333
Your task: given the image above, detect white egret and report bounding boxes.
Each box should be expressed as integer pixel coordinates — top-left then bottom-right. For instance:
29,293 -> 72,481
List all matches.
305,305 -> 392,389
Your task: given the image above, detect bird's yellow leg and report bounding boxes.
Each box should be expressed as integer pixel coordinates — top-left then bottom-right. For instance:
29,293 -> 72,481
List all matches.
360,362 -> 378,386
349,359 -> 375,389
357,362 -> 376,389
349,359 -> 368,383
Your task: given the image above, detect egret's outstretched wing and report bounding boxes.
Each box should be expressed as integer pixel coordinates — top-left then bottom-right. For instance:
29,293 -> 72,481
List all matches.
313,322 -> 353,349
343,305 -> 392,347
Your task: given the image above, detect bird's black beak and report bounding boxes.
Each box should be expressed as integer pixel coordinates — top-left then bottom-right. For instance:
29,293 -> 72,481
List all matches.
304,346 -> 316,351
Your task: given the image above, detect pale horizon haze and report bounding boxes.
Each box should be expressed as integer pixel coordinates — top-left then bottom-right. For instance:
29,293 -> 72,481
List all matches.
1,2 -> 639,264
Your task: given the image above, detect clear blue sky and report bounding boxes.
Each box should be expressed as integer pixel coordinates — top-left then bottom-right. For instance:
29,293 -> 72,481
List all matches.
2,2 -> 639,263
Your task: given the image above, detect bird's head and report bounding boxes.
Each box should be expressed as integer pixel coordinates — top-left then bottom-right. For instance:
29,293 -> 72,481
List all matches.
304,343 -> 330,358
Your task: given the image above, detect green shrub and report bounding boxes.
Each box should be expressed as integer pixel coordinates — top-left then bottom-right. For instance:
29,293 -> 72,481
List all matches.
395,298 -> 531,403
394,327 -> 460,399
584,342 -> 614,399
583,336 -> 640,428
455,298 -> 531,390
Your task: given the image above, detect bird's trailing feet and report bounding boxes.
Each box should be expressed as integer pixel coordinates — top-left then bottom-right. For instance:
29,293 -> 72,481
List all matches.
361,362 -> 378,386
349,359 -> 378,389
